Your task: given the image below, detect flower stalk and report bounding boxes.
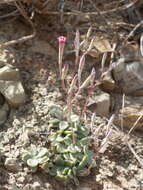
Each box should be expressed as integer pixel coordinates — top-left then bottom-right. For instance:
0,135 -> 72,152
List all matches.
61,64 -> 69,91
58,36 -> 66,78
74,29 -> 80,66
78,54 -> 85,86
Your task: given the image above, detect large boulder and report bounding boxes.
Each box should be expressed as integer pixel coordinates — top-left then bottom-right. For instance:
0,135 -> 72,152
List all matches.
100,44 -> 143,96
0,42 -> 26,108
114,96 -> 143,130
99,44 -> 143,130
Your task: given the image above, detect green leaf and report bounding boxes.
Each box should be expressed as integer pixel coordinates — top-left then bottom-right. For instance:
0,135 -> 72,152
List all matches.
65,160 -> 75,167
56,144 -> 69,153
70,115 -> 79,123
72,152 -> 84,161
72,166 -> 77,176
62,153 -> 70,160
55,135 -> 64,142
67,168 -> 73,178
64,135 -> 72,145
55,174 -> 69,182
68,144 -> 82,153
37,156 -> 49,164
69,153 -> 77,163
35,148 -> 48,158
80,137 -> 91,146
40,162 -> 52,170
54,155 -> 65,165
48,133 -> 57,142
78,155 -> 89,169
78,125 -> 90,137
49,166 -> 64,176
78,151 -> 94,169
63,167 -> 70,175
63,130 -> 73,135
31,166 -> 38,173
22,152 -> 32,163
49,119 -> 60,125
59,121 -> 69,131
49,105 -> 63,120
27,158 -> 39,167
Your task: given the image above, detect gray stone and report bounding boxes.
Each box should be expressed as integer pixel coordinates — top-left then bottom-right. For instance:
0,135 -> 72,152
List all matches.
0,65 -> 20,81
0,45 -> 26,108
5,158 -> 20,172
0,102 -> 9,125
0,81 -> 26,107
88,92 -> 110,117
78,187 -> 92,190
32,181 -> 41,190
114,96 -> 143,130
17,176 -> 25,184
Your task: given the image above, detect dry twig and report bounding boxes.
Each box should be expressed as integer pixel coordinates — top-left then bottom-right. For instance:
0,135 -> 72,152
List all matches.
127,141 -> 143,168
39,0 -> 138,15
0,1 -> 36,47
0,10 -> 19,19
124,20 -> 143,42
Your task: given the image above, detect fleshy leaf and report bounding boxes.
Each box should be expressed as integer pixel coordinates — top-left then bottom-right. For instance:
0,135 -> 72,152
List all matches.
27,158 -> 39,167
49,105 -> 63,120
70,115 -> 79,123
80,137 -> 91,146
59,121 -> 69,131
22,152 -> 32,163
35,148 -> 48,158
37,156 -> 49,164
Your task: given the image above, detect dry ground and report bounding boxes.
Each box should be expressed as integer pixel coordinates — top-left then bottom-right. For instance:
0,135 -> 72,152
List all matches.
0,1 -> 143,190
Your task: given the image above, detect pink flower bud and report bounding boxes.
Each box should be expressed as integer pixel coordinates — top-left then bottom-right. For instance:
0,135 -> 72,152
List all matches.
58,36 -> 67,44
58,36 -> 67,77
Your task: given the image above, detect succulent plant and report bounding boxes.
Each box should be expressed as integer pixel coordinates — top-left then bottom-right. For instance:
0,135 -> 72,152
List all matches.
22,147 -> 52,172
22,105 -> 96,183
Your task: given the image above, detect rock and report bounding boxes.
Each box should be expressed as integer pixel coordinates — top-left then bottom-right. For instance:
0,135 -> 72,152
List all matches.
87,92 -> 111,117
114,96 -> 143,130
23,184 -> 32,190
78,187 -> 92,190
0,102 -> 9,125
100,44 -> 143,96
100,71 -> 116,92
0,65 -> 20,81
0,43 -> 26,108
4,158 -> 20,172
17,176 -> 25,184
32,181 -> 41,190
0,81 -> 26,107
113,59 -> 143,95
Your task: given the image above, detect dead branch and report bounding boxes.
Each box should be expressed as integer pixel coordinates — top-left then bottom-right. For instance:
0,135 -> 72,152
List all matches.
0,10 -> 19,19
38,0 -> 138,15
127,141 -> 143,168
124,20 -> 143,42
0,1 -> 36,47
